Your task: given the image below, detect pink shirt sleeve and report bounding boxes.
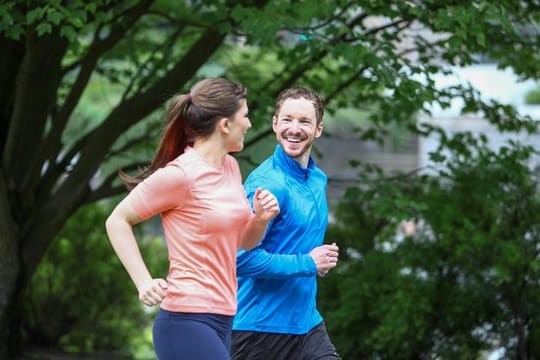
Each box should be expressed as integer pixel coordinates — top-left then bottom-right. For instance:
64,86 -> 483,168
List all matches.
128,163 -> 189,220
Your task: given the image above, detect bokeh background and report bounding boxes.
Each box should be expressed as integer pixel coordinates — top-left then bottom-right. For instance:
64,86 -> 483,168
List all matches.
1,1 -> 540,359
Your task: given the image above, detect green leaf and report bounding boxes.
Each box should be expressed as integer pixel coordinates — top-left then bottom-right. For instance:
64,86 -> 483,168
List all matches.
36,22 -> 52,36
47,10 -> 63,25
60,24 -> 77,41
5,25 -> 24,40
86,3 -> 97,13
27,7 -> 44,23
475,31 -> 486,47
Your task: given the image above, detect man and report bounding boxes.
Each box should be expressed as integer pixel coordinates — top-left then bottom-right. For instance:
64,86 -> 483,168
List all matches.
232,87 -> 340,360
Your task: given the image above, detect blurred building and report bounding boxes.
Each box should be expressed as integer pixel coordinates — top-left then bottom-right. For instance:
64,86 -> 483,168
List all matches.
315,64 -> 540,209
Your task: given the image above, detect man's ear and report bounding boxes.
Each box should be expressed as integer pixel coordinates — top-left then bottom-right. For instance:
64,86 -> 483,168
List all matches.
315,121 -> 324,138
272,115 -> 278,132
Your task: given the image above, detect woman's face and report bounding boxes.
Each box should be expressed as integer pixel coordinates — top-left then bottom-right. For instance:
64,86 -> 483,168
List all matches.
226,99 -> 251,152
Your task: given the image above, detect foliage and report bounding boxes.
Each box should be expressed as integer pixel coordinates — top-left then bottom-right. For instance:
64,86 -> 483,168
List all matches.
22,202 -> 168,358
319,136 -> 540,359
2,0 -> 540,357
525,86 -> 540,105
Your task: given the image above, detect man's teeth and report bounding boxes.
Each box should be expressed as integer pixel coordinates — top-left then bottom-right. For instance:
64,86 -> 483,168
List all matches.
286,138 -> 301,143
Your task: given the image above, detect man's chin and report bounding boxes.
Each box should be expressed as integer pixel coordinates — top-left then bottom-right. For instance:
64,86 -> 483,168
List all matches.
282,147 -> 304,159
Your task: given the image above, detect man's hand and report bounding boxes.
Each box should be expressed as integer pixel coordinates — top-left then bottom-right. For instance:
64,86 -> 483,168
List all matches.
309,242 -> 339,277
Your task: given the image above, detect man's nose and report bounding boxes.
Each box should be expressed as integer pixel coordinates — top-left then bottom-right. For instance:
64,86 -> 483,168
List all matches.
290,120 -> 301,130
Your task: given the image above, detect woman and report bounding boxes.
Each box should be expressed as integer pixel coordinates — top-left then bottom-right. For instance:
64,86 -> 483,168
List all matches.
105,78 -> 279,360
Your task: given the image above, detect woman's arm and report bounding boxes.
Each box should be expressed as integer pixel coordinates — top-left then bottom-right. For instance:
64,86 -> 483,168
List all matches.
105,197 -> 168,306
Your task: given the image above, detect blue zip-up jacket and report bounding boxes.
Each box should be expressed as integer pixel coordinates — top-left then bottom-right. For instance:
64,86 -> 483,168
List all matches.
233,144 -> 329,334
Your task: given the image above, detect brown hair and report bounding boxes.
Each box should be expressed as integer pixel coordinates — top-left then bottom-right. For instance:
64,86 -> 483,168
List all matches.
274,87 -> 324,124
120,78 -> 247,190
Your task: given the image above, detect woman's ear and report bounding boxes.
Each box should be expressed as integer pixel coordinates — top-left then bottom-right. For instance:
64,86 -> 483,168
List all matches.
218,117 -> 230,134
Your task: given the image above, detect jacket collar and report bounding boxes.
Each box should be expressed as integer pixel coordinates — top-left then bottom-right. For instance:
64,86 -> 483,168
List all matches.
274,144 -> 315,181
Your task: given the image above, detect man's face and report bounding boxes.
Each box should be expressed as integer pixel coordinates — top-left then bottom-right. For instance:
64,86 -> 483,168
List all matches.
272,97 -> 323,166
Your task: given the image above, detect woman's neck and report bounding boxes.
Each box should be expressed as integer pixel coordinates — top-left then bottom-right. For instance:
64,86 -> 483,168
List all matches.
192,137 -> 227,166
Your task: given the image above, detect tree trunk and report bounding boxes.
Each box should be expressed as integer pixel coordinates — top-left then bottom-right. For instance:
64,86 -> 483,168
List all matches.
0,253 -> 19,358
516,315 -> 529,360
0,172 -> 21,358
0,3 -> 249,357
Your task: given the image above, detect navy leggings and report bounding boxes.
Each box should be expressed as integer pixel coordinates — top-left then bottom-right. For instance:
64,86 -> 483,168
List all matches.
153,309 -> 234,360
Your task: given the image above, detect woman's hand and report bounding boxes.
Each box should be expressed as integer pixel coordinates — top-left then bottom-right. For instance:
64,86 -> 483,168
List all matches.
252,187 -> 280,222
138,278 -> 168,306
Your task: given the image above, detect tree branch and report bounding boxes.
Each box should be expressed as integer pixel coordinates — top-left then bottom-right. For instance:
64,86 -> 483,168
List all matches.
62,0 -> 155,75
0,36 -> 25,151
82,163 -> 146,205
245,11 -> 369,150
35,0 -> 156,176
121,23 -> 186,102
3,30 -> 68,198
22,24 -> 228,274
289,1 -> 359,33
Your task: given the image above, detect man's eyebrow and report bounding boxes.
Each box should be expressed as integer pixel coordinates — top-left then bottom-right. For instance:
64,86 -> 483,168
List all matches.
279,113 -> 310,120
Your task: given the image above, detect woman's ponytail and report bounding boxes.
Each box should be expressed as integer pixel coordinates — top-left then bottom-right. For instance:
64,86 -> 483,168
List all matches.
119,94 -> 191,190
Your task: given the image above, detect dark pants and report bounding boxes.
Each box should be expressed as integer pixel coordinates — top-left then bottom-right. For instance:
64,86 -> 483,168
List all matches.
231,322 -> 340,360
153,309 -> 233,360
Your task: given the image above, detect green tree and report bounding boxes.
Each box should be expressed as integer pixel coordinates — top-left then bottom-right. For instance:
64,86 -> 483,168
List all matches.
22,201 -> 168,358
2,0 -> 540,357
319,139 -> 540,359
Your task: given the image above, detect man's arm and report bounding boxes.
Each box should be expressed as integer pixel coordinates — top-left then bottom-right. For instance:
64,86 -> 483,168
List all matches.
236,247 -> 317,278
236,242 -> 340,279
239,175 -> 339,278
238,176 -> 312,278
